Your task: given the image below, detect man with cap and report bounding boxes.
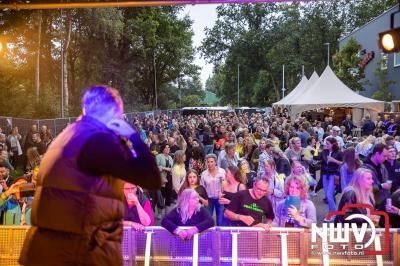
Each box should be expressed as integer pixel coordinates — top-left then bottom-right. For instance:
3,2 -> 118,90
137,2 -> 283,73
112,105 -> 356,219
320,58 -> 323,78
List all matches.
324,126 -> 345,149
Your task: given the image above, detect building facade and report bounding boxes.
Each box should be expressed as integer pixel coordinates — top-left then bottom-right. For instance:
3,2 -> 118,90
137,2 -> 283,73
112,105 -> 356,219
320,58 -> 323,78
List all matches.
339,4 -> 400,100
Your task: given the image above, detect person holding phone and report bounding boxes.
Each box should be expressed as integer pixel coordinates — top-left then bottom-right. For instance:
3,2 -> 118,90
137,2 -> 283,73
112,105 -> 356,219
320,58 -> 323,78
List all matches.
19,85 -> 161,266
123,182 -> 154,231
274,176 -> 316,228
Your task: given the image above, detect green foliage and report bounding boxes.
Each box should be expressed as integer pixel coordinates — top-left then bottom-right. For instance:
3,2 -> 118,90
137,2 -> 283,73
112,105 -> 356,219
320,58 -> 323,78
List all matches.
201,0 -> 397,107
372,59 -> 396,102
0,7 -> 200,118
332,38 -> 367,91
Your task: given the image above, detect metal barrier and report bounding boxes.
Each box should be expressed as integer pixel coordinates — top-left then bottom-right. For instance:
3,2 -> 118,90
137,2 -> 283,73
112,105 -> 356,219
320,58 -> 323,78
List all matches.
0,226 -> 399,266
0,109 -> 181,136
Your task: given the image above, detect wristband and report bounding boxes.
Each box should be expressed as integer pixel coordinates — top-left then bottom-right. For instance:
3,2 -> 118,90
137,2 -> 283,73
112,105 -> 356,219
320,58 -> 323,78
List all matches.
235,214 -> 239,220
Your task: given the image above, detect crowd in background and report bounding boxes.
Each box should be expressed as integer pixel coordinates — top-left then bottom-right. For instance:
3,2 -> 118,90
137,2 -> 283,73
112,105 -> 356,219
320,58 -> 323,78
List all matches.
1,111 -> 400,234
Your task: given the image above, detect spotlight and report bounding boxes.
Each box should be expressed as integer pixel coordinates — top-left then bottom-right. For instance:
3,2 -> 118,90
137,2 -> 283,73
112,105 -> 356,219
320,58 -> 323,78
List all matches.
378,3 -> 400,53
379,28 -> 400,53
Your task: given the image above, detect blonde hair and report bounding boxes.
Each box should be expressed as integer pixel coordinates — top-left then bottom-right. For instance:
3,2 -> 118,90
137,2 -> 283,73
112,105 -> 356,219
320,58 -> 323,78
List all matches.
177,189 -> 201,224
27,147 -> 40,166
176,135 -> 187,152
360,135 -> 375,148
344,168 -> 375,207
173,150 -> 186,164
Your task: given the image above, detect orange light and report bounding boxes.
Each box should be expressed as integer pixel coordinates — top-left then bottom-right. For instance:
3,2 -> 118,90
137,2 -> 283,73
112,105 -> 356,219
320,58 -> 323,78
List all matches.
0,42 -> 2,52
381,34 -> 395,51
378,28 -> 400,53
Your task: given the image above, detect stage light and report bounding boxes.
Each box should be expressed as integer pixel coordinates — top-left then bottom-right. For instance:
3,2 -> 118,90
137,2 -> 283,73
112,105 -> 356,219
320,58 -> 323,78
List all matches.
378,4 -> 400,53
379,28 -> 400,53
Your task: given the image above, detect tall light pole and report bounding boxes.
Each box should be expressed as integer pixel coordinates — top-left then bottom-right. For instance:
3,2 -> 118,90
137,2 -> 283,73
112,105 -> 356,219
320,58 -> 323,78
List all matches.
61,42 -> 64,118
179,77 -> 182,110
281,65 -> 286,98
237,63 -> 240,108
324,42 -> 330,66
153,51 -> 157,110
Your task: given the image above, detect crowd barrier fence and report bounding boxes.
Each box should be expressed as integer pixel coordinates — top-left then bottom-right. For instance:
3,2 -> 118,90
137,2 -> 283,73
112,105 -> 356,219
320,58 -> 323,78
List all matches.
0,109 -> 181,137
0,226 -> 399,266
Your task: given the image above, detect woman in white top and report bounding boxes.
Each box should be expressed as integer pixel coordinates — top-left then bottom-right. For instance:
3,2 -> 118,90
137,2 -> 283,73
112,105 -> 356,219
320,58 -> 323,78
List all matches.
172,150 -> 186,194
200,153 -> 226,226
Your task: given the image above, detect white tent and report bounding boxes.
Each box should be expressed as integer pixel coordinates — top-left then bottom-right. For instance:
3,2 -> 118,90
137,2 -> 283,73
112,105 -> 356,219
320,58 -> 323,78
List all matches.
286,66 -> 384,120
273,71 -> 319,109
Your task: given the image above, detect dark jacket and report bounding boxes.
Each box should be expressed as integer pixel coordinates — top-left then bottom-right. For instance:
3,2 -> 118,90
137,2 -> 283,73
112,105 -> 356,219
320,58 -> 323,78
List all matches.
342,119 -> 354,135
360,160 -> 390,211
314,149 -> 343,175
19,116 -> 160,266
362,119 -> 375,136
161,206 -> 214,234
335,190 -> 375,225
389,189 -> 400,228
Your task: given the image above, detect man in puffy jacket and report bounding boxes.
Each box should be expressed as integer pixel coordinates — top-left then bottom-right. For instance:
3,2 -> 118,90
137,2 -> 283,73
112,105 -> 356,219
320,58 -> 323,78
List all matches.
19,85 -> 161,266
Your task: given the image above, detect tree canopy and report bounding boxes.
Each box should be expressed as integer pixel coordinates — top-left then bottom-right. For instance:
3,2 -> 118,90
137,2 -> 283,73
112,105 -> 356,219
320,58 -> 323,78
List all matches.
0,6 -> 202,118
200,0 -> 397,107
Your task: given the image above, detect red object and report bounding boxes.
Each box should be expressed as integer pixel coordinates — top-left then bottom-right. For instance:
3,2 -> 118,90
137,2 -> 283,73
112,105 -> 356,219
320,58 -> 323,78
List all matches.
358,51 -> 375,69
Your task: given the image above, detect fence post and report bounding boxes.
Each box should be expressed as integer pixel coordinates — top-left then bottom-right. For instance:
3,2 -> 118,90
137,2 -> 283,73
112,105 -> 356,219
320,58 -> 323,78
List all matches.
280,232 -> 288,266
144,231 -> 153,266
53,119 -> 57,135
192,233 -> 199,266
300,230 -> 309,266
212,228 -> 221,266
393,231 -> 399,266
374,234 -> 383,266
231,231 -> 239,266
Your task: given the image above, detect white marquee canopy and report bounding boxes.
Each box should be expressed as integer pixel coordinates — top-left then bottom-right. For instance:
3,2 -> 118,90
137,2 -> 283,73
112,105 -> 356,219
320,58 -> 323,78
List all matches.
273,71 -> 319,109
273,66 -> 384,119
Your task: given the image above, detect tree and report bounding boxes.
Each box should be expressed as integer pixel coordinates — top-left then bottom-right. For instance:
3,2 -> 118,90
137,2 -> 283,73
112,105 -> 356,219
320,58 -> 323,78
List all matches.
201,1 -> 398,107
371,59 -> 396,102
0,7 -> 200,118
332,38 -> 367,91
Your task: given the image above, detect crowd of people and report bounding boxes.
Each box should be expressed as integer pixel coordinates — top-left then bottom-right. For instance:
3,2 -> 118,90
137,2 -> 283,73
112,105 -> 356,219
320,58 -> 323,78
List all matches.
1,110 -> 400,235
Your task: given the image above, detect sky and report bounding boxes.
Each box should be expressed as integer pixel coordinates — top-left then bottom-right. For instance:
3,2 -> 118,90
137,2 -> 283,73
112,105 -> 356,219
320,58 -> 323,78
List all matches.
181,4 -> 219,86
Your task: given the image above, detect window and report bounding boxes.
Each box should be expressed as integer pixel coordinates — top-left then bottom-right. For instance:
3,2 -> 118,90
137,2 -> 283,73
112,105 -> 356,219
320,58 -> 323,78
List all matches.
394,52 -> 400,67
381,53 -> 388,70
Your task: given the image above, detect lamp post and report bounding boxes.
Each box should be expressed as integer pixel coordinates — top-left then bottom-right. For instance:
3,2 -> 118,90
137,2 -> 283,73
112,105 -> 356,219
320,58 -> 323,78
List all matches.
61,42 -> 64,118
281,65 -> 286,98
153,51 -> 157,110
324,42 -> 330,66
179,76 -> 182,110
237,63 -> 240,108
